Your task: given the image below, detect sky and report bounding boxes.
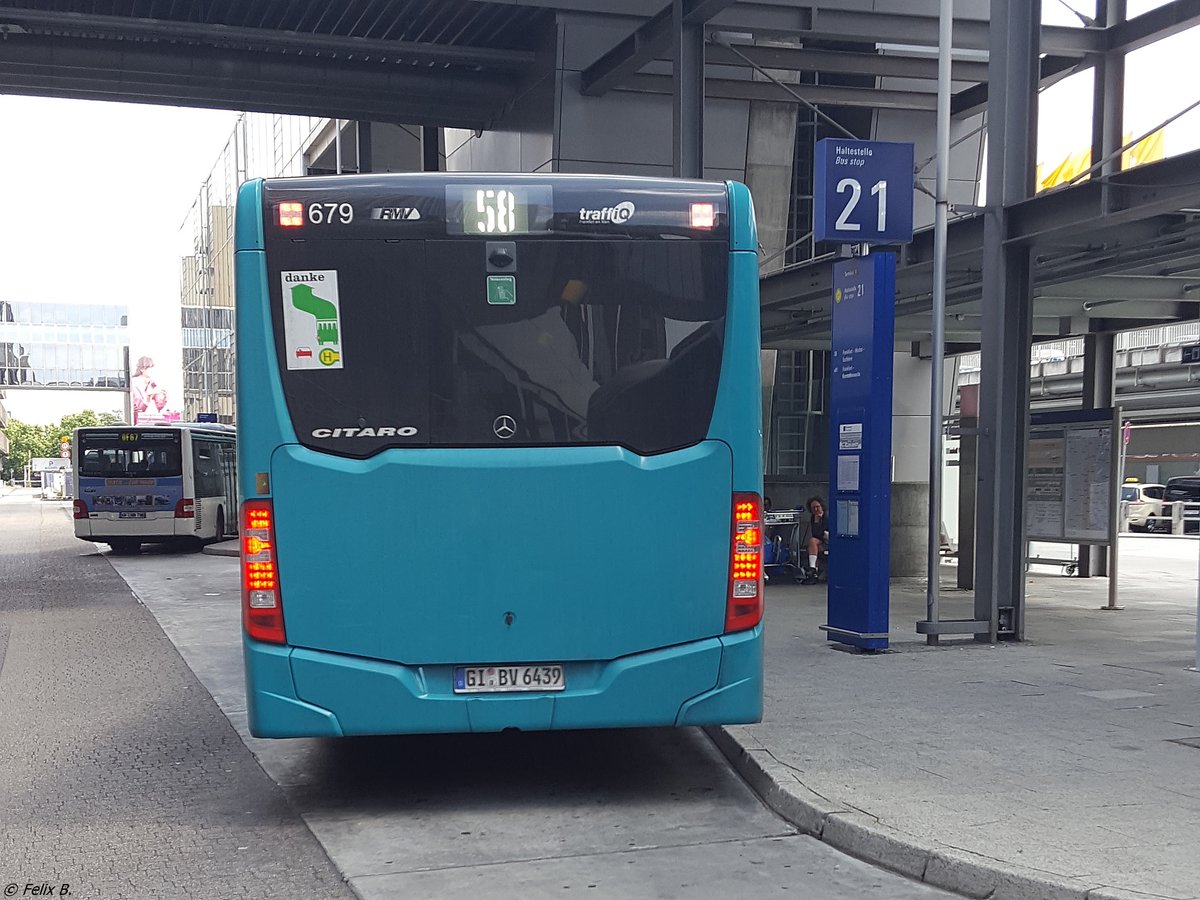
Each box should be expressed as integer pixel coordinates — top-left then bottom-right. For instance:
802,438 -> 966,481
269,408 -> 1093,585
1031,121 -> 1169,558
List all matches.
0,97 -> 239,424
0,5 -> 1196,426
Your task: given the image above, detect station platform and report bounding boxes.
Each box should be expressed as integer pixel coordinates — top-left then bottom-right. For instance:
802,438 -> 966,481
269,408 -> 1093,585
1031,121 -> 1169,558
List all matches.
714,534 -> 1200,900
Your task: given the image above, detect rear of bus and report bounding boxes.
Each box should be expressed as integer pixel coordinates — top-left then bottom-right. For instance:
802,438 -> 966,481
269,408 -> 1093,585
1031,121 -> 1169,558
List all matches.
235,174 -> 763,737
73,426 -> 191,551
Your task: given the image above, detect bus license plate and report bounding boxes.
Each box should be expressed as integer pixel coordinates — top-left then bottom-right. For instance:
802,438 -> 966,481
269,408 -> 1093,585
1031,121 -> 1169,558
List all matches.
118,512 -> 147,519
453,664 -> 565,694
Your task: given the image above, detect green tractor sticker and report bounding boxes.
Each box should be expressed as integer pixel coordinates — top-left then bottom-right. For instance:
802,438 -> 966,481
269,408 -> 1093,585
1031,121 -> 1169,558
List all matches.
281,270 -> 343,370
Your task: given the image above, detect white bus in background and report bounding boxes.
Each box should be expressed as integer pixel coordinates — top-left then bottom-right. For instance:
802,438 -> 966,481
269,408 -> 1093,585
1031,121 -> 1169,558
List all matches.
72,422 -> 237,554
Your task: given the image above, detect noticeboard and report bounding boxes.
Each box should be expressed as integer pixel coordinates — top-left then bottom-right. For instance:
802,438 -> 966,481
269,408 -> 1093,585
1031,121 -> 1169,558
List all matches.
1026,409 -> 1118,543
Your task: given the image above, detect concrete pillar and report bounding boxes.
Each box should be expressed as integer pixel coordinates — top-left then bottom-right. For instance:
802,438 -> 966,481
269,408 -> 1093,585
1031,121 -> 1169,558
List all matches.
745,102 -> 798,275
742,39 -> 800,276
892,483 -> 930,577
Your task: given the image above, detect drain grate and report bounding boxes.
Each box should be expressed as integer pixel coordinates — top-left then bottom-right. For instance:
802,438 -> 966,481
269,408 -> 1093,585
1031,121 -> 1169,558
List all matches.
1166,737 -> 1200,750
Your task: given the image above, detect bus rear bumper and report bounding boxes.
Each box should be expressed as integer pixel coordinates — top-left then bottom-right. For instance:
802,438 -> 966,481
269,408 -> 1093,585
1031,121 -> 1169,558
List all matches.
243,626 -> 763,738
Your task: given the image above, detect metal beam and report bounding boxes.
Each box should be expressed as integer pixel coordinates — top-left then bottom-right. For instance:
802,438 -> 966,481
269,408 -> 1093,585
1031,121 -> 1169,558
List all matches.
1036,274 -> 1200,300
760,207 -> 1200,324
580,0 -> 736,96
622,74 -> 939,110
708,6 -> 1101,56
704,44 -> 992,82
1007,151 -> 1200,244
951,55 -> 1080,118
469,0 -> 649,14
0,36 -> 510,129
0,7 -> 537,68
1108,0 -> 1200,53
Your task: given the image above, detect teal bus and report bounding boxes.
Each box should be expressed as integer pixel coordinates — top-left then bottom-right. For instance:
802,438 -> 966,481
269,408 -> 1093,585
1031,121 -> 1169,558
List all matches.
235,174 -> 763,737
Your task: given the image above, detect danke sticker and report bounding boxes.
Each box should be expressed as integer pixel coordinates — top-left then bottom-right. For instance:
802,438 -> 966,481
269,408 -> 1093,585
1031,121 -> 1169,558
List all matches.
282,270 -> 343,370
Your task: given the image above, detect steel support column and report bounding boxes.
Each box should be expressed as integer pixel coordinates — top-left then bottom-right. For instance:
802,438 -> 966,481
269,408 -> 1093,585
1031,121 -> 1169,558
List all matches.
976,0 -> 1041,642
1093,1 -> 1127,210
672,0 -> 704,179
356,121 -> 373,174
1078,0 -> 1125,579
1078,331 -> 1116,577
421,126 -> 440,173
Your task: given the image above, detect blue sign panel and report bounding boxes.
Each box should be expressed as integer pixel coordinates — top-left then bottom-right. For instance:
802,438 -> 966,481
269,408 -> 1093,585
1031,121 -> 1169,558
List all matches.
196,412 -> 219,423
825,253 -> 896,651
814,139 -> 915,245
1181,343 -> 1200,365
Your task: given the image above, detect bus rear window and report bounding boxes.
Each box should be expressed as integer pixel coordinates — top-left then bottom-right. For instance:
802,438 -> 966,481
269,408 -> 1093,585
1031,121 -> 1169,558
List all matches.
79,432 -> 182,477
269,239 -> 728,457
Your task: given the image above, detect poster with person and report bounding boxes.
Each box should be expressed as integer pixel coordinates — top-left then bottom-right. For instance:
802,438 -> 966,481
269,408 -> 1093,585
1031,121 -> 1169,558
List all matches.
130,354 -> 181,425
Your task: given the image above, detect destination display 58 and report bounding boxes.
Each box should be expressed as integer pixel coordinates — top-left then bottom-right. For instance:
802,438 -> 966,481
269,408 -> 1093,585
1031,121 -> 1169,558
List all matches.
262,174 -> 729,240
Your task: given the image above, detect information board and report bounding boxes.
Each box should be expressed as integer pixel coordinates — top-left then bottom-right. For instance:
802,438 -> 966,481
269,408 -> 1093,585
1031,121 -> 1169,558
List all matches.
824,252 -> 896,651
1026,409 -> 1117,543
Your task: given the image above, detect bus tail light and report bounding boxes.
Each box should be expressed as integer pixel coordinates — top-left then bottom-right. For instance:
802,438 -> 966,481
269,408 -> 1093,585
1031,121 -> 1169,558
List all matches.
726,492 -> 764,632
242,499 -> 286,644
174,498 -> 195,518
73,499 -> 89,520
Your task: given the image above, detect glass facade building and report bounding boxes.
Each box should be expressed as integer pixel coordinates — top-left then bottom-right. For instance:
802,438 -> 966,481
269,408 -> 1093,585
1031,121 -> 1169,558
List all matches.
0,301 -> 129,389
180,113 -> 323,424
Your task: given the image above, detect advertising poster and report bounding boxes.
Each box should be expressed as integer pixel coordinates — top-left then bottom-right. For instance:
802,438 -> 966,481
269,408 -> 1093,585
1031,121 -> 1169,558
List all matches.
130,351 -> 182,425
79,475 -> 184,513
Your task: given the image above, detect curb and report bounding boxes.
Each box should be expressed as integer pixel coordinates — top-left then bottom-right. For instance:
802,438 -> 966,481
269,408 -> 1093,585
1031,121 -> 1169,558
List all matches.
202,540 -> 239,558
703,725 -> 1173,900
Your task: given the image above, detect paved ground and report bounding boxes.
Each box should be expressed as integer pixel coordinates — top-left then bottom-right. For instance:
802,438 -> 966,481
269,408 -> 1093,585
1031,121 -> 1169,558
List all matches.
719,535 -> 1200,900
0,492 -> 355,899
17,484 -> 1197,898
108,542 -> 953,899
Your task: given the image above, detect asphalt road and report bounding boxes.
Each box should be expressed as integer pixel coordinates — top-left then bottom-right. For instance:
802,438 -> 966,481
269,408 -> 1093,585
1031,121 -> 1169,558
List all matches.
7,491 -> 951,899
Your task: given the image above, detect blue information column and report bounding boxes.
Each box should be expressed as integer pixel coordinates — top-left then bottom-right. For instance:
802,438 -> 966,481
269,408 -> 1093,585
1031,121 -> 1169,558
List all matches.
824,253 -> 896,651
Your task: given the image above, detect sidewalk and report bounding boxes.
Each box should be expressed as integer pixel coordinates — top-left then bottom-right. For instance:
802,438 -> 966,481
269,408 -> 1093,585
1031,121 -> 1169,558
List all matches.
0,491 -> 354,899
713,535 -> 1200,900
203,537 -> 239,557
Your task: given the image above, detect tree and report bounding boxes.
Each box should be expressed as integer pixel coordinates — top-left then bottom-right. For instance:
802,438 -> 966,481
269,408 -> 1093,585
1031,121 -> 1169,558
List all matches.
58,409 -> 122,433
3,419 -> 55,480
2,408 -> 123,480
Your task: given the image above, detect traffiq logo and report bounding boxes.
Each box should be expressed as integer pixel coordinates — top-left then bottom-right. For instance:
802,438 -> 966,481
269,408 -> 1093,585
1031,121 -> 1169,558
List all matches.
578,201 -> 635,224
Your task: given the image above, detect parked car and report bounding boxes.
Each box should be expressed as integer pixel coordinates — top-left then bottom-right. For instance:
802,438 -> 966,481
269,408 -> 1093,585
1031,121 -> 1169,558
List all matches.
1163,476 -> 1200,535
1120,481 -> 1166,532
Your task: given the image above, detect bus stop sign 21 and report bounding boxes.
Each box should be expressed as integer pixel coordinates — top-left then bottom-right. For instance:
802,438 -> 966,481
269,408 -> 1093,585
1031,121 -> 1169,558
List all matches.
813,139 -> 914,246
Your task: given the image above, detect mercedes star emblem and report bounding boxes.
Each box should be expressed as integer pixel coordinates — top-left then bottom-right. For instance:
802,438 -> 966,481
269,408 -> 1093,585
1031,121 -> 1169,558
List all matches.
493,415 -> 517,440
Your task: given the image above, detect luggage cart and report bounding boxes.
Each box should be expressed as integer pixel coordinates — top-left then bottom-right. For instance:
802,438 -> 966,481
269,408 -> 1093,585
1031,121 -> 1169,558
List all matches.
1025,543 -> 1079,576
764,509 -> 804,583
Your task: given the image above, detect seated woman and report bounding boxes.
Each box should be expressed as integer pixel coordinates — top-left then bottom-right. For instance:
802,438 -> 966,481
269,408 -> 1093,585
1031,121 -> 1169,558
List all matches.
803,496 -> 829,584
